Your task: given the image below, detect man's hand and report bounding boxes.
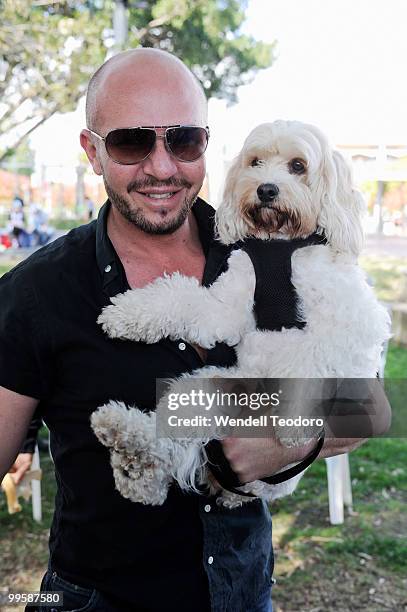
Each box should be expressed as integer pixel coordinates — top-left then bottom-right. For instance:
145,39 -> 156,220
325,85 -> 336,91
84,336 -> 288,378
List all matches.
221,436 -> 367,484
221,436 -> 317,484
8,453 -> 33,485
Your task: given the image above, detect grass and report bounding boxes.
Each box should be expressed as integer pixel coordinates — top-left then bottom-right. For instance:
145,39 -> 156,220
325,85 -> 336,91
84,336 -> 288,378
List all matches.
269,347 -> 407,611
360,255 -> 406,302
271,425 -> 407,610
0,430 -> 57,610
0,263 -> 12,276
0,254 -> 27,278
51,218 -> 83,231
270,438 -> 407,611
385,343 -> 407,377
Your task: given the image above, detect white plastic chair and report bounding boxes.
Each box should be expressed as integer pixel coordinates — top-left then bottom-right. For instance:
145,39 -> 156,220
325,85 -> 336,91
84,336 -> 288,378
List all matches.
325,337 -> 389,524
325,454 -> 353,524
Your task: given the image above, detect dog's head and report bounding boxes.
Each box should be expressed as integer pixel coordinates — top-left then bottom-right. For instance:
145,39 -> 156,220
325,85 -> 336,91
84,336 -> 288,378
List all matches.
216,120 -> 364,255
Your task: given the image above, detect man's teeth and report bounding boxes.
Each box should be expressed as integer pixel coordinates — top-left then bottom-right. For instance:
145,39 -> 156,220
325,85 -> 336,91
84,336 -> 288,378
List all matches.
144,192 -> 175,199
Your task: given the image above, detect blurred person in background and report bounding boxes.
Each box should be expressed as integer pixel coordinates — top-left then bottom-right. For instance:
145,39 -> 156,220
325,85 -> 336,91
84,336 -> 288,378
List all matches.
85,194 -> 95,221
8,196 -> 30,247
30,203 -> 53,246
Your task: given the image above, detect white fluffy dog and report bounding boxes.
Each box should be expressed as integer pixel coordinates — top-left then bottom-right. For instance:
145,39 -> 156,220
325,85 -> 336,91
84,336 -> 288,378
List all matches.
91,120 -> 391,508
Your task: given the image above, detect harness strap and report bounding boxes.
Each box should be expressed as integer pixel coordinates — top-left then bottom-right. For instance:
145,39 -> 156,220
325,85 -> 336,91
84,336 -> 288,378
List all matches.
204,232 -> 328,498
239,232 -> 327,331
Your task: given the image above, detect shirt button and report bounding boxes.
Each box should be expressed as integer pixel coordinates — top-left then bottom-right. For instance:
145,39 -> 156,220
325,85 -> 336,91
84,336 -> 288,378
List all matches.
178,342 -> 186,351
204,504 -> 211,512
208,556 -> 214,565
104,264 -> 112,273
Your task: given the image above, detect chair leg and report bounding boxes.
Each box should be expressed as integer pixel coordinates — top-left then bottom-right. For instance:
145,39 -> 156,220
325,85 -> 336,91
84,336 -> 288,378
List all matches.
326,456 -> 344,524
342,453 -> 353,510
31,445 -> 42,523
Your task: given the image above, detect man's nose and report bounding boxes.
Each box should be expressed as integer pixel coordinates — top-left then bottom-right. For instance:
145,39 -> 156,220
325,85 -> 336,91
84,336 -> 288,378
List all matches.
141,136 -> 178,180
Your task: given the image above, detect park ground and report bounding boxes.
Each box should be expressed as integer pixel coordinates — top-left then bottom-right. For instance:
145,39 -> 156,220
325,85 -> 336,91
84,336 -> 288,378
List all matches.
0,236 -> 406,612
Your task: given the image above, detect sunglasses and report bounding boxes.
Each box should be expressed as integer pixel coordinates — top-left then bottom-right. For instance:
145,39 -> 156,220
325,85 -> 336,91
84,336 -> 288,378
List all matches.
87,124 -> 210,165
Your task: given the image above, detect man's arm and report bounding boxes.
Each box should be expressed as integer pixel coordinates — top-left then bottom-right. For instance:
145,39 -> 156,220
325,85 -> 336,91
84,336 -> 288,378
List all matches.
8,413 -> 43,484
0,386 -> 38,482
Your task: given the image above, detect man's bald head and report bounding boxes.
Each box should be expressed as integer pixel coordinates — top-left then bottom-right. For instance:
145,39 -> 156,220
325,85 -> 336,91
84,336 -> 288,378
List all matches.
85,48 -> 207,132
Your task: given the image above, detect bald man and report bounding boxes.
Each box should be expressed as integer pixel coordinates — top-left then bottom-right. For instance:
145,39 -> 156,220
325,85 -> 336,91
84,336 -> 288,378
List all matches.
0,49 -> 274,612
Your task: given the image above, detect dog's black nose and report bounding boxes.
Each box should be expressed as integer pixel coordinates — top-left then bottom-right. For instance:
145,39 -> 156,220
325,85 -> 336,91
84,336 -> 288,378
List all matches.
257,183 -> 279,202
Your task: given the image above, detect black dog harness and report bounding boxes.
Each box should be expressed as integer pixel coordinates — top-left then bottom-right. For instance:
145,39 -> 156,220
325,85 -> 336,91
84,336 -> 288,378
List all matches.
205,232 -> 327,496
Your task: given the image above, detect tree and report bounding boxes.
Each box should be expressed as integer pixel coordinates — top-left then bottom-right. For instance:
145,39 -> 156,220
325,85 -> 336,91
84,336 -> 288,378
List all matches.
0,0 -> 275,162
126,0 -> 274,101
0,0 -> 109,162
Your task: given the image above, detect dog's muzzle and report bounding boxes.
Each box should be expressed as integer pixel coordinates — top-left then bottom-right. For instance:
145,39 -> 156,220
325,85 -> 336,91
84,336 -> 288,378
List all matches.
257,183 -> 279,207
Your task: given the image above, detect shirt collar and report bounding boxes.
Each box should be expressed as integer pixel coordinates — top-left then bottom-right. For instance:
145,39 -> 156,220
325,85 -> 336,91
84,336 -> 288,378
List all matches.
95,201 -> 125,297
95,198 -> 228,297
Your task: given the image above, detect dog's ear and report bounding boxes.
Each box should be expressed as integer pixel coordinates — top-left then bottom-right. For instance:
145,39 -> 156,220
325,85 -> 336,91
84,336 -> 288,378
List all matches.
215,153 -> 244,244
317,150 -> 364,256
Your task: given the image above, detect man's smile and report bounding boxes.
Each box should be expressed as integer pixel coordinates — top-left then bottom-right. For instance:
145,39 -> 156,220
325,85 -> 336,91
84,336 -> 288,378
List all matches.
135,188 -> 185,207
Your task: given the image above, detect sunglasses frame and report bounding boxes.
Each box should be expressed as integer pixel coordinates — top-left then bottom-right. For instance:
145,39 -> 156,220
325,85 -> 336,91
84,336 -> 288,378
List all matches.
87,124 -> 210,165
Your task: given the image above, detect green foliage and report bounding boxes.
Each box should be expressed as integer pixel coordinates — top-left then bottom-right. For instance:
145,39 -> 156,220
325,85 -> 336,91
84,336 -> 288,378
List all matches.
0,0 -> 274,160
0,0 -> 109,161
385,343 -> 407,378
127,0 -> 275,102
1,141 -> 35,175
0,264 -> 12,276
361,180 -> 378,211
51,217 -> 82,230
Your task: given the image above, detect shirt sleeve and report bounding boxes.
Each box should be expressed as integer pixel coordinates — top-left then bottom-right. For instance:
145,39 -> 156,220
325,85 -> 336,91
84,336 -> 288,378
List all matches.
19,410 -> 43,453
0,266 -> 53,400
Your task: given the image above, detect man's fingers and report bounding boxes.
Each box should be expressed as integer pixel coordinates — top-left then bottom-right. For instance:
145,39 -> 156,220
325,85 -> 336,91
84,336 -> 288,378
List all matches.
8,454 -> 33,485
10,464 -> 27,485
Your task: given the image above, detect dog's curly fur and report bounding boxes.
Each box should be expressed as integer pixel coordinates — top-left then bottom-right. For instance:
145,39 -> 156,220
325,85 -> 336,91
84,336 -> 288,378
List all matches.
91,120 -> 391,508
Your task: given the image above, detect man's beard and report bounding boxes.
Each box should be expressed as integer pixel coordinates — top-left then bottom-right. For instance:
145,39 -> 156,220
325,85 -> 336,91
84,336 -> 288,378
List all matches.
104,177 -> 200,235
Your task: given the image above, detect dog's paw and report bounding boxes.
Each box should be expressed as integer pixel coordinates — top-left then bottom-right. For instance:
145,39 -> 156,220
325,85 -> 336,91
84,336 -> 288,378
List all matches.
97,303 -> 127,339
110,450 -> 173,505
90,401 -> 130,448
98,289 -> 169,343
91,402 -> 157,454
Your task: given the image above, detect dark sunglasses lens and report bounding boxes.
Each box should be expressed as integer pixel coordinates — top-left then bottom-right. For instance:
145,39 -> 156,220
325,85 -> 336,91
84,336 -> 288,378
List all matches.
166,127 -> 208,161
105,128 -> 156,164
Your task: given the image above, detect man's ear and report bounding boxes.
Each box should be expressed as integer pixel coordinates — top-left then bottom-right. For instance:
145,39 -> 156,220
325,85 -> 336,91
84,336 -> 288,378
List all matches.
80,130 -> 103,176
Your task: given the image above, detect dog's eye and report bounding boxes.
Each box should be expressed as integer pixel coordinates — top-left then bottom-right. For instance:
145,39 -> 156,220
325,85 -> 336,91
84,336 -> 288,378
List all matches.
250,158 -> 262,167
289,158 -> 306,174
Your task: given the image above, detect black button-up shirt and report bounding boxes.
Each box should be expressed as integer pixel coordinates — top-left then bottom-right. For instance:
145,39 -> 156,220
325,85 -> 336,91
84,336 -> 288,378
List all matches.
0,199 -> 273,612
